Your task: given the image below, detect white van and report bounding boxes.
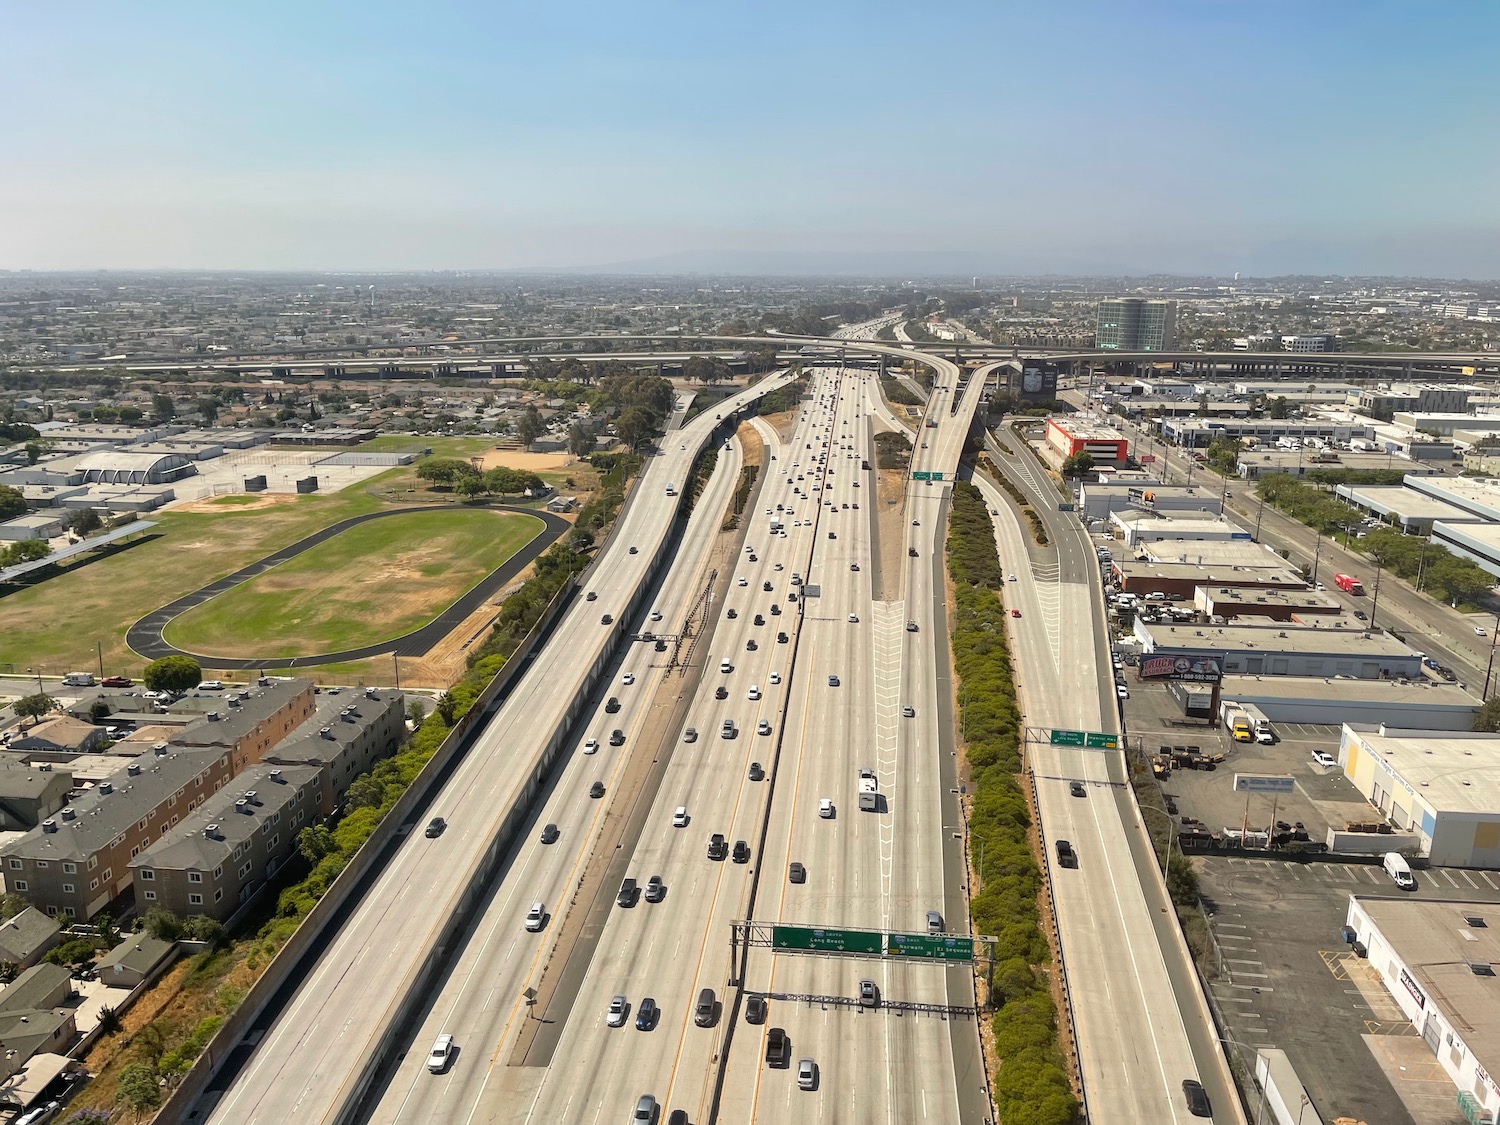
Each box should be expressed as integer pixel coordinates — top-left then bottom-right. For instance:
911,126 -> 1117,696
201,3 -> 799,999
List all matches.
1382,851 -> 1416,890
62,672 -> 96,687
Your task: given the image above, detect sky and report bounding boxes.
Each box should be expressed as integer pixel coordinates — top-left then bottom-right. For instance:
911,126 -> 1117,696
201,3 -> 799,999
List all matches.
2,0 -> 1497,277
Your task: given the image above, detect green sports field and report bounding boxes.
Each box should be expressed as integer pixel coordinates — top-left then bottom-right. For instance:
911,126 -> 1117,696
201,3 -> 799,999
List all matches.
162,508 -> 543,658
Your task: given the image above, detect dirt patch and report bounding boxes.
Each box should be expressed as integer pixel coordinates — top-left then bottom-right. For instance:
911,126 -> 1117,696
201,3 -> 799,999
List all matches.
474,450 -> 576,472
874,467 -> 908,602
759,408 -> 799,443
737,420 -> 765,469
174,494 -> 303,514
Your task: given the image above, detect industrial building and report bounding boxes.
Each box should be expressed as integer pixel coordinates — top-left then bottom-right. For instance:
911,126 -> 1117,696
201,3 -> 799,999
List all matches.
1045,418 -> 1129,464
1162,418 -> 1376,448
1216,675 -> 1480,731
1095,298 -> 1177,352
1137,621 -> 1424,680
1113,559 -> 1307,598
1332,484 -> 1482,534
1344,896 -> 1500,1122
1076,481 -> 1223,522
1193,586 -> 1343,622
1357,383 -> 1472,418
1110,510 -> 1249,548
1337,726 -> 1500,866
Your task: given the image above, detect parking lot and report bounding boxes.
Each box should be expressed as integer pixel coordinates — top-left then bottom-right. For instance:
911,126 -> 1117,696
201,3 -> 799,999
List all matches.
1198,855 -> 1500,1125
1120,674 -> 1491,1125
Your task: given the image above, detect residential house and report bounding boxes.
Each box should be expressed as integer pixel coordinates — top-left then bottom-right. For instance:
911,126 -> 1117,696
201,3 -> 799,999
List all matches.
7,718 -> 106,756
93,931 -> 175,990
264,688 -> 405,815
169,678 -> 316,776
0,909 -> 61,970
0,758 -> 72,831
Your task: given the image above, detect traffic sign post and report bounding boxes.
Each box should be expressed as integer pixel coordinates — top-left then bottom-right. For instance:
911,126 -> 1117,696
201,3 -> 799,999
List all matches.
1048,729 -> 1118,750
887,933 -> 974,961
772,925 -> 883,954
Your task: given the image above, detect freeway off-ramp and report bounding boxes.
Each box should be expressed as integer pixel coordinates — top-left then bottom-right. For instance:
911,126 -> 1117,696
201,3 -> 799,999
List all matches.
188,330 -> 1237,1125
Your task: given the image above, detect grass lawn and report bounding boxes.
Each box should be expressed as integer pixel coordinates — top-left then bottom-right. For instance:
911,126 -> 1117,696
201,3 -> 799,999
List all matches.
162,509 -> 544,659
359,435 -> 497,457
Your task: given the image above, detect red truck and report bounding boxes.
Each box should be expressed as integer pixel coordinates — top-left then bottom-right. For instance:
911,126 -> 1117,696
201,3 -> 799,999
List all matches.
1335,573 -> 1365,595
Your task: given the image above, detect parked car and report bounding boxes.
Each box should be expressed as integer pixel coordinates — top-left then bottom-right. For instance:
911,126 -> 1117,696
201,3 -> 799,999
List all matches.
101,676 -> 132,688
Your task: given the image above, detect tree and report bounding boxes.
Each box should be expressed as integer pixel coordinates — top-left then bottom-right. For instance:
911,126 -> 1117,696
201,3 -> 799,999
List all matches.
143,906 -> 185,942
406,699 -> 427,726
1476,696 -> 1500,733
1061,451 -> 1095,477
297,824 -> 336,865
115,1061 -> 162,1119
1268,396 -> 1290,419
118,406 -> 143,424
151,394 -> 176,423
615,406 -> 656,451
183,915 -> 227,949
143,654 -> 202,694
71,507 -> 104,535
196,396 -> 220,424
414,458 -> 478,487
435,692 -> 458,725
567,422 -> 596,459
516,406 -> 545,449
89,699 -> 111,723
0,539 -> 50,566
13,692 -> 60,726
0,484 -> 24,520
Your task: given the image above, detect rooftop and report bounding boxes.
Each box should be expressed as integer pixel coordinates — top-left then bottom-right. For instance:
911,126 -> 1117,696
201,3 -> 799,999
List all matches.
1049,417 -> 1125,441
1344,727 -> 1500,814
1144,621 -> 1416,657
1358,897 -> 1500,1080
1197,586 -> 1343,613
1221,674 -> 1480,707
131,763 -> 321,874
1117,559 -> 1308,586
0,756 -> 71,800
263,687 -> 401,766
1336,485 -> 1480,522
0,746 -> 228,864
169,678 -> 313,751
1136,539 -> 1301,568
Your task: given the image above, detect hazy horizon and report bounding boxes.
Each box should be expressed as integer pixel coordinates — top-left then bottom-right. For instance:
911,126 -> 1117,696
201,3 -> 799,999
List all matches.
4,1 -> 1496,278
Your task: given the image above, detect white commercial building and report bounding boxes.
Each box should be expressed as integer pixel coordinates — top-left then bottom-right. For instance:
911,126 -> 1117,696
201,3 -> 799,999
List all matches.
1344,896 -> 1500,1122
1218,675 -> 1481,731
1338,726 -> 1500,865
1110,509 -> 1249,548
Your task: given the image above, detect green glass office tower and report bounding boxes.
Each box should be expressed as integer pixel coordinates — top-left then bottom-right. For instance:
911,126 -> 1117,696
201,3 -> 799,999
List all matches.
1096,298 -> 1177,351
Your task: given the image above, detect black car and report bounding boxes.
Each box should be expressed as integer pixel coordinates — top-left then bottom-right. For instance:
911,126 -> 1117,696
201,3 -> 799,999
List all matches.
540,822 -> 559,844
1069,781 -> 1086,798
1055,839 -> 1076,866
732,839 -> 751,863
635,997 -> 658,1030
770,604 -> 780,615
715,686 -> 728,700
753,614 -> 764,625
762,580 -> 773,592
606,696 -> 621,713
788,861 -> 806,884
777,632 -> 789,643
609,729 -> 625,746
601,614 -> 613,625
746,639 -> 758,651
424,817 -> 446,838
1181,1079 -> 1211,1117
707,833 -> 728,860
589,781 -> 606,799
745,995 -> 768,1024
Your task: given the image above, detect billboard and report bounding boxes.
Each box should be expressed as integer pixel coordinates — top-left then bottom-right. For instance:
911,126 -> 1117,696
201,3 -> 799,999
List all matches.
1139,654 -> 1223,683
1232,774 -> 1297,794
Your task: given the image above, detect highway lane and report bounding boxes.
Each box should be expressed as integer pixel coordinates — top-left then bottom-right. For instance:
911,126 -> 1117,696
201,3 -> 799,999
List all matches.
981,429 -> 1244,1125
508,372 -> 846,1124
201,373 -> 794,1125
363,422 -> 754,1125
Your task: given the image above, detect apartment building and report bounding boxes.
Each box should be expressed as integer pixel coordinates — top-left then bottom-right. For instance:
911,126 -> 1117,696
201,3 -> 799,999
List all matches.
130,763 -> 321,922
264,687 -> 406,814
0,745 -> 233,919
169,677 -> 316,775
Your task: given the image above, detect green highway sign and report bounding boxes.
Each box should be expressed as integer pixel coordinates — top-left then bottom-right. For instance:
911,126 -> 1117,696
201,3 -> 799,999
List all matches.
772,925 -> 883,954
1049,729 -> 1118,749
1058,502 -> 1075,512
886,933 -> 974,961
912,471 -> 945,482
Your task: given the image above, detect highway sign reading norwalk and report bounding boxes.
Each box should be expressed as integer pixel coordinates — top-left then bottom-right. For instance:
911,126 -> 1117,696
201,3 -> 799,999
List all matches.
1049,729 -> 1118,749
772,925 -> 882,954
887,933 -> 973,961
912,471 -> 945,481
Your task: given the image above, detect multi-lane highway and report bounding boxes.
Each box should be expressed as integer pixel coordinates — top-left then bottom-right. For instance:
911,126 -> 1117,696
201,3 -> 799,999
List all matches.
980,430 -> 1243,1124
200,372 -> 793,1125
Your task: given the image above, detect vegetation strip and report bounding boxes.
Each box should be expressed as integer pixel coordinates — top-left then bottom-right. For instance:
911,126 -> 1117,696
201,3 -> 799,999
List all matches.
947,480 -> 1077,1125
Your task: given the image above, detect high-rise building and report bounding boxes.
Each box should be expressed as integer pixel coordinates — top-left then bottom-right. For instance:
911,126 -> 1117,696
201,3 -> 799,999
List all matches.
1096,298 -> 1177,351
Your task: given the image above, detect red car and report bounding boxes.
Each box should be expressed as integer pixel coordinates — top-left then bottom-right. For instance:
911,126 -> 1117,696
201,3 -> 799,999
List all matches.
1010,609 -> 1021,618
101,676 -> 133,688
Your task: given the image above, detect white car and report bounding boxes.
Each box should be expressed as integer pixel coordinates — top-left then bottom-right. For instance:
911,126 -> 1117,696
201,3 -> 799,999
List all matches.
1311,750 -> 1337,769
818,798 -> 834,819
1116,685 -> 1129,699
427,1033 -> 455,1073
621,672 -> 635,686
606,995 -> 629,1027
583,738 -> 599,755
748,685 -> 761,700
1477,626 -> 1488,637
672,806 -> 689,828
649,610 -> 663,622
769,672 -> 782,685
738,577 -> 748,587
757,719 -> 772,735
848,613 -> 859,623
524,902 -> 546,932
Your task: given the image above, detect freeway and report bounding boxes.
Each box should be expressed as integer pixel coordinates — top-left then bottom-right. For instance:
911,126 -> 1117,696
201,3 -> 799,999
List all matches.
980,427 -> 1244,1124
198,372 -> 793,1125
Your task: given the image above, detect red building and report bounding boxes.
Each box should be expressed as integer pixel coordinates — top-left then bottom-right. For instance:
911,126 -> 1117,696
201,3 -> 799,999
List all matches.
1045,418 -> 1129,464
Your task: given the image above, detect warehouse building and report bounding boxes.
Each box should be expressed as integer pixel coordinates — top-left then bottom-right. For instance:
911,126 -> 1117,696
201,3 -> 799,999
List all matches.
1137,621 -> 1424,680
1217,675 -> 1480,731
1111,510 -> 1250,548
1344,896 -> 1500,1121
1076,481 -> 1223,522
1113,560 -> 1307,599
1332,484 -> 1482,535
1337,726 -> 1500,866
1193,586 -> 1343,622
1044,418 -> 1129,464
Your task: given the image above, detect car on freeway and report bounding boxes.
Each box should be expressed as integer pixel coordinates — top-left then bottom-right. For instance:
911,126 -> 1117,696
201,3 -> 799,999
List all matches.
769,672 -> 781,685
583,738 -> 600,754
789,861 -> 806,883
1116,685 -> 1129,699
427,1034 -> 455,1073
737,576 -> 748,587
719,659 -> 733,673
858,979 -> 879,1008
721,719 -> 736,739
649,610 -> 662,622
606,995 -> 629,1027
589,781 -> 606,799
586,591 -> 597,601
1070,781 -> 1086,798
850,562 -> 860,571
707,833 -> 728,860
621,672 -> 635,686
798,1058 -> 818,1090
902,705 -> 915,718
606,696 -> 621,712
746,638 -> 758,651
773,562 -> 784,571
726,608 -> 738,619
524,902 -> 546,932
1055,839 -> 1076,867
1182,1079 -> 1212,1117
757,719 -> 772,736
673,806 -> 689,827
745,995 -> 768,1024
609,729 -> 625,745
748,761 -> 764,781
762,580 -> 774,591
424,817 -> 446,838
1011,608 -> 1021,618
714,686 -> 728,700
540,822 -> 560,844
635,998 -> 658,1030
733,839 -> 752,863
818,798 -> 834,818
753,613 -> 764,625
601,614 -> 613,625
1008,574 -> 1016,582
1311,750 -> 1337,768
748,685 -> 761,700
628,546 -> 638,555
1477,626 -> 1488,636
644,875 -> 666,903
828,674 -> 840,687
847,613 -> 859,623
683,727 -> 697,743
